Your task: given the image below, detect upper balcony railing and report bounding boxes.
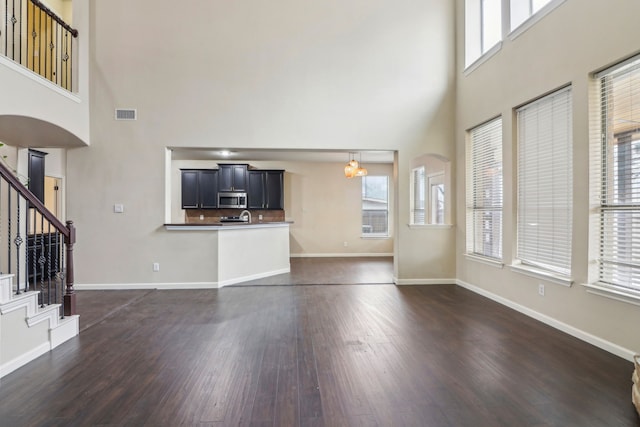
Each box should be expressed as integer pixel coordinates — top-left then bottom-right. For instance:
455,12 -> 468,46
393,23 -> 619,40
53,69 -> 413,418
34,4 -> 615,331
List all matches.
1,0 -> 78,91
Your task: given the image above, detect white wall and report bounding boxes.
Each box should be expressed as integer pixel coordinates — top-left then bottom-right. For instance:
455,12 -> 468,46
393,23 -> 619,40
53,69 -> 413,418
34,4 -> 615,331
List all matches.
66,0 -> 456,285
455,0 -> 640,355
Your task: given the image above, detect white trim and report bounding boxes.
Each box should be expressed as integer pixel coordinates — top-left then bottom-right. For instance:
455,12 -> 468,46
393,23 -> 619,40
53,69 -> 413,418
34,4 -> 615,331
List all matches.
456,279 -> 637,362
509,0 -> 567,41
218,267 -> 291,287
360,235 -> 390,239
75,282 -> 219,290
509,263 -> 573,287
464,253 -> 505,268
582,283 -> 640,307
290,253 -> 393,258
0,55 -> 80,103
464,42 -> 502,75
50,315 -> 79,349
0,342 -> 50,379
394,278 -> 457,286
407,224 -> 453,229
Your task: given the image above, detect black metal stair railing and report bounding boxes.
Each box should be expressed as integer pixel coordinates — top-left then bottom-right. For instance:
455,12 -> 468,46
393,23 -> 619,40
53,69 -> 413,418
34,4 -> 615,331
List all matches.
1,0 -> 78,91
0,161 -> 76,317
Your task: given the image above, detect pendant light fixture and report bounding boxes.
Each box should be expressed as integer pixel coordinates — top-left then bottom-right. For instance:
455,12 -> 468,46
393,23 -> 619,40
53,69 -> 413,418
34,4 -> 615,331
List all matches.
355,152 -> 368,177
344,152 -> 368,178
344,152 -> 358,178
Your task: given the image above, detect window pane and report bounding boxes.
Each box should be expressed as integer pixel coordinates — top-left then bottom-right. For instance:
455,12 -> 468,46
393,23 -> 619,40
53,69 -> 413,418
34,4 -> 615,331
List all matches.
362,176 -> 389,236
412,167 -> 425,225
482,0 -> 502,53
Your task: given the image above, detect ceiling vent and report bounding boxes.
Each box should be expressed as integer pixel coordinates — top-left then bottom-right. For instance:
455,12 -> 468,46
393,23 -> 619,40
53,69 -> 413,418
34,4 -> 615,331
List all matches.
115,109 -> 137,121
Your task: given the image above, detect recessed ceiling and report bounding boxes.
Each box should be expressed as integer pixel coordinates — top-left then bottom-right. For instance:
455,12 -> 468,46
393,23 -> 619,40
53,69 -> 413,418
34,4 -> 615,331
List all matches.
170,147 -> 395,164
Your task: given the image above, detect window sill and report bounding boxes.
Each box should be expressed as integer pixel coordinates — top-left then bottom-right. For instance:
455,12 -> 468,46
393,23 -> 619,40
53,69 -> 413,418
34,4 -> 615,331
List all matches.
361,235 -> 390,240
509,262 -> 573,287
509,0 -> 567,41
583,283 -> 640,307
464,42 -> 502,76
464,254 -> 504,268
408,224 -> 453,229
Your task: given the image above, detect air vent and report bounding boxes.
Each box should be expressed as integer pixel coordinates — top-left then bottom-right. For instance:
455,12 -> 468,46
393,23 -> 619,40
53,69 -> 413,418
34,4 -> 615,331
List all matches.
115,109 -> 137,120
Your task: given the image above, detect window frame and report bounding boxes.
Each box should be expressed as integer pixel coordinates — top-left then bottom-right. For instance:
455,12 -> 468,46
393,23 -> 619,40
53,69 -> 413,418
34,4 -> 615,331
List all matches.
588,56 -> 640,303
361,175 -> 389,238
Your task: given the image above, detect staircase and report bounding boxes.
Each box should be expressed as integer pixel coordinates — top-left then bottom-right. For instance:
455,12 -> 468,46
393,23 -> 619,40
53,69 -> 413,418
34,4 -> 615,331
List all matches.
0,273 -> 78,377
0,157 -> 79,379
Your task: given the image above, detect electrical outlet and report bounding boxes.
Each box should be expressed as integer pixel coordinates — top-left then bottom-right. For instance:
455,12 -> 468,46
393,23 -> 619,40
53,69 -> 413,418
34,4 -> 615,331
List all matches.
153,262 -> 160,272
343,241 -> 348,247
258,214 -> 263,221
538,284 -> 545,296
199,214 -> 204,220
114,204 -> 124,213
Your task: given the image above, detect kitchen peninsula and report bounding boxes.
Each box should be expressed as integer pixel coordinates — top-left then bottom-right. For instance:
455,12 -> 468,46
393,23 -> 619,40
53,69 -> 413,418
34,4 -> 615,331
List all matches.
165,221 -> 291,287
167,163 -> 290,287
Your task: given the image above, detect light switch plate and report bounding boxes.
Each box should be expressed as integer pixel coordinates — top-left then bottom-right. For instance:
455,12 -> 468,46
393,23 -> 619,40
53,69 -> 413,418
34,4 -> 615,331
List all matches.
114,204 -> 124,213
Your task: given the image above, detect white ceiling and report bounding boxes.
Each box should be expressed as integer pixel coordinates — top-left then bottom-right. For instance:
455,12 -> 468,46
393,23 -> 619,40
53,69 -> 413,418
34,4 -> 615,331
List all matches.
170,147 -> 395,164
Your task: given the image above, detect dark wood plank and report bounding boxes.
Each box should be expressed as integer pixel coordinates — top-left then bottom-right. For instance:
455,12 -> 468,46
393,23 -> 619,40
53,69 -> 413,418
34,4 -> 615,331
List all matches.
0,276 -> 637,427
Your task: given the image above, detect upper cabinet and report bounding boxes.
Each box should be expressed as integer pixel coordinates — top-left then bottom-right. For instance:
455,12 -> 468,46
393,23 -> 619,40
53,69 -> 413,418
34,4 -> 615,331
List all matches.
248,170 -> 284,210
181,169 -> 218,209
218,164 -> 248,192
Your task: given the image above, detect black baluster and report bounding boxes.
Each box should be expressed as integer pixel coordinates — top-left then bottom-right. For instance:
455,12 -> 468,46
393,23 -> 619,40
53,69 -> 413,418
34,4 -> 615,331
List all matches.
30,1 -> 35,72
60,237 -> 65,318
10,0 -> 15,60
32,211 -> 37,298
39,212 -> 44,307
7,187 -> 11,276
47,222 -> 51,305
54,23 -> 57,84
68,29 -> 72,90
25,204 -> 29,292
14,193 -> 22,294
54,231 -> 59,306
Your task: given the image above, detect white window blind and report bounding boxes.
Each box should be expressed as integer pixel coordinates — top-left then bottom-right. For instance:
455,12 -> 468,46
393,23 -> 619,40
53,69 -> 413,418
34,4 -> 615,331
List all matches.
411,167 -> 425,224
516,87 -> 573,275
594,55 -> 640,294
466,117 -> 503,259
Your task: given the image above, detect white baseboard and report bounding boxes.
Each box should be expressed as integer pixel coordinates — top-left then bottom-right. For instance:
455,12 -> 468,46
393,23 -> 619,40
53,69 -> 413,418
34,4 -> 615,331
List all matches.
0,342 -> 50,379
218,267 -> 291,288
75,282 -> 219,290
50,315 -> 79,349
394,278 -> 457,285
290,253 -> 393,258
456,279 -> 637,362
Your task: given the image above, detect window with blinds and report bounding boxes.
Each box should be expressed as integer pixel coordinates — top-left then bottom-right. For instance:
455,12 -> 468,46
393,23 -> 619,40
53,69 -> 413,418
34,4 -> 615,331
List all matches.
516,87 -> 573,276
466,117 -> 503,259
594,55 -> 640,295
411,166 -> 426,224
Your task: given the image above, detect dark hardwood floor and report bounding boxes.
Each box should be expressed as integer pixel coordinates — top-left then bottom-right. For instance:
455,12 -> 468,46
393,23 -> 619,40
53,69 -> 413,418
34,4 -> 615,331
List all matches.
0,284 -> 638,426
238,256 -> 394,286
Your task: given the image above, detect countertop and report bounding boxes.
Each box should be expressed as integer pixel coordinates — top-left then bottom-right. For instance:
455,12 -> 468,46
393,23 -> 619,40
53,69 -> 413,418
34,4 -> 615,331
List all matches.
164,221 -> 293,231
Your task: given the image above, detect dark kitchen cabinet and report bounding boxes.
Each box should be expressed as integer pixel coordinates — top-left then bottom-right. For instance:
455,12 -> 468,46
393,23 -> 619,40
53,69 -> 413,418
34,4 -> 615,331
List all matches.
218,164 -> 248,192
248,170 -> 284,210
181,169 -> 218,209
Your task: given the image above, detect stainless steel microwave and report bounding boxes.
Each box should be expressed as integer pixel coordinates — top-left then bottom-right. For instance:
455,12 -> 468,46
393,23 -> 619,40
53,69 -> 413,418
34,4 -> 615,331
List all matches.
218,192 -> 247,208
